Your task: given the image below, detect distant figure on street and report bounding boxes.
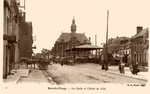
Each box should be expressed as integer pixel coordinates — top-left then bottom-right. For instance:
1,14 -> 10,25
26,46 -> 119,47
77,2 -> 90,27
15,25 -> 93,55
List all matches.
105,63 -> 109,71
101,61 -> 105,70
61,57 -> 64,66
131,61 -> 139,75
119,62 -> 125,74
134,61 -> 139,75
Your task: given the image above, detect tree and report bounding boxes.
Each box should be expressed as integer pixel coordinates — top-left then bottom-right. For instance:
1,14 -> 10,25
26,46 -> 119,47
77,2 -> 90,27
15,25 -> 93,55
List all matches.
41,48 -> 50,59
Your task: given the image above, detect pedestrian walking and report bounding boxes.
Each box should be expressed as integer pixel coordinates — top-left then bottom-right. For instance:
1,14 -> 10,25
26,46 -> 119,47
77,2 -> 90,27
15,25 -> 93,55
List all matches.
130,61 -> 134,74
105,63 -> 109,71
61,57 -> 64,66
121,62 -> 125,74
118,63 -> 121,73
119,62 -> 125,74
134,61 -> 139,75
101,64 -> 105,70
132,61 -> 138,75
101,60 -> 106,70
52,56 -> 55,64
101,61 -> 105,70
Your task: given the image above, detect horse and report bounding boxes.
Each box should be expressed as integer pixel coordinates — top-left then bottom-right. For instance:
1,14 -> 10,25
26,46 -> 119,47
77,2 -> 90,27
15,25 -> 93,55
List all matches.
25,59 -> 37,69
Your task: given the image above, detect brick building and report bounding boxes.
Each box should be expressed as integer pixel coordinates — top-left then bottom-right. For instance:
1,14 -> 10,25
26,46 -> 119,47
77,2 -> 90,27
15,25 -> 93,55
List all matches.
52,18 -> 91,58
131,26 -> 149,66
19,12 -> 33,59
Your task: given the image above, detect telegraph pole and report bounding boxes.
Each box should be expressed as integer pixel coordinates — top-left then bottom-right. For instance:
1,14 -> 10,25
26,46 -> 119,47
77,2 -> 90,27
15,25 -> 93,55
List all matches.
95,34 -> 97,58
105,10 -> 109,71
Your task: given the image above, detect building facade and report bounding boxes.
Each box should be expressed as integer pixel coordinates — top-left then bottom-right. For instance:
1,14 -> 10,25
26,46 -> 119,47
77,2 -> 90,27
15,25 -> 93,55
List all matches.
131,26 -> 149,66
119,39 -> 131,65
101,36 -> 130,65
52,18 -> 91,58
107,36 -> 130,57
19,12 -> 33,60
3,0 -> 20,79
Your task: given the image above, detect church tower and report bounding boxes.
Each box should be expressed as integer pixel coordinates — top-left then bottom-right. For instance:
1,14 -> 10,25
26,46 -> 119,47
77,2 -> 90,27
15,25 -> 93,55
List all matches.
71,17 -> 76,36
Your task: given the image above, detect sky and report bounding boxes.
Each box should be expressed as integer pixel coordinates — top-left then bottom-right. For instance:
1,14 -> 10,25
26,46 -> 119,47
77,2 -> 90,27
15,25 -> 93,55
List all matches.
19,0 -> 150,54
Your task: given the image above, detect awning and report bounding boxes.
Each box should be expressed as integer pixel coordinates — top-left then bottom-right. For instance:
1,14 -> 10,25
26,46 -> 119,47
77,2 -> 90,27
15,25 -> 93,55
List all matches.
3,34 -> 17,43
65,44 -> 103,51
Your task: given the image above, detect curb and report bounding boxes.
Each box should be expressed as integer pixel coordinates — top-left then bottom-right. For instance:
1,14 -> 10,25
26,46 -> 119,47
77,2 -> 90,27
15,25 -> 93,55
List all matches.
15,69 -> 30,84
42,70 -> 56,85
14,76 -> 21,84
20,69 -> 30,78
107,71 -> 148,81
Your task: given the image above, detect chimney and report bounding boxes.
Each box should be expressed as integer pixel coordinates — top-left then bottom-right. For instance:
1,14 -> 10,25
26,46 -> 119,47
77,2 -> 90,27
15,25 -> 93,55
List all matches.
19,11 -> 26,22
137,26 -> 143,34
89,37 -> 91,42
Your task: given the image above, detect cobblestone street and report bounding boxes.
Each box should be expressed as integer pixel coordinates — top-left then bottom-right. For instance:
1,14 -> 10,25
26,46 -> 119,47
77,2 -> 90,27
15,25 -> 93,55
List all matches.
46,63 -> 148,85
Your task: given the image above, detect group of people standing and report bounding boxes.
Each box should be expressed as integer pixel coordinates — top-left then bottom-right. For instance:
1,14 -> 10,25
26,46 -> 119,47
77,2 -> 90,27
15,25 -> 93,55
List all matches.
52,56 -> 64,66
101,60 -> 140,75
118,61 -> 139,75
131,61 -> 139,75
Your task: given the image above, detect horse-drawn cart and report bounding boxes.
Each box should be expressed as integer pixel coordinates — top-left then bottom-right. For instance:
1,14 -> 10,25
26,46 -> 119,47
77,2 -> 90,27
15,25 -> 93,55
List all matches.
21,58 -> 50,70
36,59 -> 50,70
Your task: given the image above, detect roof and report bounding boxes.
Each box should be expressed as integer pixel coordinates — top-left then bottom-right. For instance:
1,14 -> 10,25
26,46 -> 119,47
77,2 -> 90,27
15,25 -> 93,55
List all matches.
108,37 -> 130,45
107,37 -> 130,52
119,42 -> 131,50
65,44 -> 103,51
26,22 -> 32,26
57,33 -> 91,44
131,28 -> 149,39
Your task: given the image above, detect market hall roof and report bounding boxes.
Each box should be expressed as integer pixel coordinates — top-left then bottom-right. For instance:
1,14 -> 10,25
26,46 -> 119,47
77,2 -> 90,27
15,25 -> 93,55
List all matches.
56,33 -> 91,44
65,44 -> 103,51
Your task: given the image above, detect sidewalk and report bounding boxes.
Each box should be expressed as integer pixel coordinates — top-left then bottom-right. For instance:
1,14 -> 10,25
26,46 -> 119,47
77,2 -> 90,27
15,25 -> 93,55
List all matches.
3,68 -> 29,84
16,69 -> 50,84
103,66 -> 148,81
75,63 -> 148,81
3,64 -> 53,84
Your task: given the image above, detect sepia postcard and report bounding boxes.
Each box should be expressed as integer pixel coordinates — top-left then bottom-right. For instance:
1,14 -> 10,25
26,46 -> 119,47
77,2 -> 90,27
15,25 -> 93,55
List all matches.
1,0 -> 149,93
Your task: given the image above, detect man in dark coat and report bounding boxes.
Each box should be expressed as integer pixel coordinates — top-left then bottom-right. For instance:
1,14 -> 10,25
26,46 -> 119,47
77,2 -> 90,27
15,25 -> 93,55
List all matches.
61,57 -> 64,66
101,61 -> 105,70
134,61 -> 139,75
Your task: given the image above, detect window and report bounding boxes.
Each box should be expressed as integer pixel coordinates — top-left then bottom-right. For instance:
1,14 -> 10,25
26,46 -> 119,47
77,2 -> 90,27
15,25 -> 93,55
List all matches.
140,42 -> 142,50
145,53 -> 146,63
140,54 -> 141,63
136,43 -> 137,51
137,43 -> 139,51
137,54 -> 138,62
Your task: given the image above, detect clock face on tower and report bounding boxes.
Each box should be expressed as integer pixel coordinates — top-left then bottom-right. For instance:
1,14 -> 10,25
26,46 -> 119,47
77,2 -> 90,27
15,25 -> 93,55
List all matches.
73,26 -> 75,29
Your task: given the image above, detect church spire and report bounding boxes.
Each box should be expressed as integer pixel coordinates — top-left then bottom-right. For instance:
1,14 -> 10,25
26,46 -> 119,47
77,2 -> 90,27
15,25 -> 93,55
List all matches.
72,16 -> 75,24
71,17 -> 76,36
